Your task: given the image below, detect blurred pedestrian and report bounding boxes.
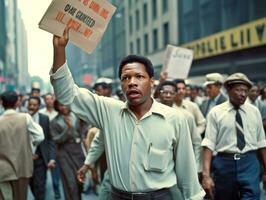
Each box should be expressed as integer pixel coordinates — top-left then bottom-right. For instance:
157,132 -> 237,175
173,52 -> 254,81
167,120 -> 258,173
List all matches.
27,96 -> 56,200
200,73 -> 227,118
50,100 -> 85,200
0,91 -> 44,200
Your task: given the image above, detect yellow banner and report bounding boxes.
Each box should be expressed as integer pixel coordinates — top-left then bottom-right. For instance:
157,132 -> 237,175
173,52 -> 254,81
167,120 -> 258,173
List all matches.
182,17 -> 266,60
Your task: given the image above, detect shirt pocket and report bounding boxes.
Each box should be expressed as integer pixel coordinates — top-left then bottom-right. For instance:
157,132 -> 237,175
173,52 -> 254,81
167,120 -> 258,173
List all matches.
143,144 -> 168,173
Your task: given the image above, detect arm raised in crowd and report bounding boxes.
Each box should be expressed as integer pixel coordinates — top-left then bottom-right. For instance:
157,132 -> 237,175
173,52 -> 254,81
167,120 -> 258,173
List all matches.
52,27 -> 69,73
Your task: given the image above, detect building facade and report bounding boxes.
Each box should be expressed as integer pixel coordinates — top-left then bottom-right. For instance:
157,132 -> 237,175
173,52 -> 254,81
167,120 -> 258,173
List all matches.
179,0 -> 266,82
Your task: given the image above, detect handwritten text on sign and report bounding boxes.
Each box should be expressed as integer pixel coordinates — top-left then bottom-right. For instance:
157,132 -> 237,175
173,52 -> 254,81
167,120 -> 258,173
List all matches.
39,0 -> 116,53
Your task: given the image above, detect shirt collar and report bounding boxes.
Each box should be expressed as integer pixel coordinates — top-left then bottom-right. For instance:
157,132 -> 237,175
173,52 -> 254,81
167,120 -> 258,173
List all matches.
226,100 -> 247,113
2,109 -> 17,115
121,98 -> 166,119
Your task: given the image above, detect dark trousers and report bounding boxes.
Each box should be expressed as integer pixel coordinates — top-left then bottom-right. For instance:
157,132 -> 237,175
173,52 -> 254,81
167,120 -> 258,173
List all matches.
212,152 -> 260,200
30,158 -> 47,200
0,178 -> 29,200
51,160 -> 61,197
110,187 -> 172,200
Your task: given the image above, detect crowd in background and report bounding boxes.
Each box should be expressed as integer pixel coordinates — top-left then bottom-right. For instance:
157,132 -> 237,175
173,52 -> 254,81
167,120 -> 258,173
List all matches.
1,71 -> 266,200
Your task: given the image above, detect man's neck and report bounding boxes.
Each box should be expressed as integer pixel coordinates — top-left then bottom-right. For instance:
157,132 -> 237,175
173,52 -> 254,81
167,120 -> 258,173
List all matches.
175,98 -> 183,106
129,98 -> 153,120
46,107 -> 54,112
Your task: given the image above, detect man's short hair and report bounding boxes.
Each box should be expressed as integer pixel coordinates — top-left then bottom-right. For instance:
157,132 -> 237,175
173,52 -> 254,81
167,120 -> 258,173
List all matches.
173,79 -> 186,86
28,96 -> 41,106
118,55 -> 154,79
1,91 -> 18,109
158,80 -> 177,92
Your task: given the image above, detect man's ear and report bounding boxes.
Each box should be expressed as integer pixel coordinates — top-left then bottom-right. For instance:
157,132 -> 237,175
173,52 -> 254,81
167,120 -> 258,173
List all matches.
150,78 -> 155,88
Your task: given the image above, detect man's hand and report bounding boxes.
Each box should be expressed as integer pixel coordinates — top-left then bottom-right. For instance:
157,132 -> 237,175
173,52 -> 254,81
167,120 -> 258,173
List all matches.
32,154 -> 39,160
202,176 -> 215,200
52,26 -> 70,73
47,160 -> 56,169
77,164 -> 90,183
53,27 -> 70,49
160,71 -> 168,82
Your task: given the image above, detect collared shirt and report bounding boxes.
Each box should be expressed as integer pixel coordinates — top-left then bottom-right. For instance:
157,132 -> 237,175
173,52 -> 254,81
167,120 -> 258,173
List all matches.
1,109 -> 44,147
39,108 -> 58,121
50,63 -> 205,199
32,112 -> 40,123
246,97 -> 266,120
202,101 -> 266,153
173,99 -> 206,135
172,106 -> 202,172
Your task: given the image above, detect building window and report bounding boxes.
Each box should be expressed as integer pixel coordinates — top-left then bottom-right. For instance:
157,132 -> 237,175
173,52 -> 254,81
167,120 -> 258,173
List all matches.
163,22 -> 169,46
137,38 -> 141,54
153,28 -> 158,51
136,9 -> 140,30
162,0 -> 168,13
129,15 -> 133,33
182,0 -> 193,14
143,3 -> 148,25
152,0 -> 157,19
144,34 -> 149,54
130,42 -> 134,54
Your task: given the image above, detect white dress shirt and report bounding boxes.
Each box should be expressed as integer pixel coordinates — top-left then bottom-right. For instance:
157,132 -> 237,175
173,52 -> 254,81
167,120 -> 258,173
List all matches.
202,101 -> 266,153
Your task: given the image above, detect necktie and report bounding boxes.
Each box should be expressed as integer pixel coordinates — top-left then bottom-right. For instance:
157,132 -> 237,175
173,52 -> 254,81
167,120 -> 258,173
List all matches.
235,109 -> 245,150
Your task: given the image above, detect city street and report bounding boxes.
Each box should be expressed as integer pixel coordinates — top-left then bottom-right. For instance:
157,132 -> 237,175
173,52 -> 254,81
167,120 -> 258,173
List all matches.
28,171 -> 98,200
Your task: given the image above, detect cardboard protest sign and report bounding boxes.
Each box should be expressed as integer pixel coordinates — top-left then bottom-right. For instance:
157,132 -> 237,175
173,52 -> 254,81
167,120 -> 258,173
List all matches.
39,0 -> 116,53
162,45 -> 193,79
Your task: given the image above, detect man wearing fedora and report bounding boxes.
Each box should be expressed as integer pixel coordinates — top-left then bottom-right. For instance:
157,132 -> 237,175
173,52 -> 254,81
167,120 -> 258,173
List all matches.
201,73 -> 266,200
200,73 -> 227,118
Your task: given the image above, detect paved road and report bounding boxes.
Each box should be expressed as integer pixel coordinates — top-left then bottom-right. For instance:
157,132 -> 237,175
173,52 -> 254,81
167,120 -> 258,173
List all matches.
28,171 -> 98,200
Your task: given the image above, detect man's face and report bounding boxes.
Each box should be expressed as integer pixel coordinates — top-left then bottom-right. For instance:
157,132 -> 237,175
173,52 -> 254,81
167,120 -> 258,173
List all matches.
206,84 -> 220,99
248,85 -> 259,102
28,99 -> 40,116
159,85 -> 176,107
95,85 -> 106,96
227,84 -> 249,107
176,83 -> 186,100
121,62 -> 153,106
57,103 -> 70,115
44,95 -> 55,108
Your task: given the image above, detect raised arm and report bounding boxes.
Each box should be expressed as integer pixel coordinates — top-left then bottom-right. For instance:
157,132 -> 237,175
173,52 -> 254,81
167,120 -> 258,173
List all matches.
52,27 -> 69,73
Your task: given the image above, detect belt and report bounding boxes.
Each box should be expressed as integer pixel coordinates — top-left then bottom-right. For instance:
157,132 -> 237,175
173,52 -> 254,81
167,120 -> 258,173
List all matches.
111,186 -> 170,200
217,150 -> 256,160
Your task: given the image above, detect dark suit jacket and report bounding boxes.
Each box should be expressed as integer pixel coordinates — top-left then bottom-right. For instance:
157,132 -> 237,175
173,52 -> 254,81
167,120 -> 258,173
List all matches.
201,93 -> 227,117
36,113 -> 56,165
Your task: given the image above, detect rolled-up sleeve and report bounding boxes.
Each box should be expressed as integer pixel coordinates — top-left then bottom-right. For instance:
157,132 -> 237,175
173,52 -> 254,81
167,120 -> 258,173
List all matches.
201,112 -> 217,151
175,115 -> 205,200
255,109 -> 266,149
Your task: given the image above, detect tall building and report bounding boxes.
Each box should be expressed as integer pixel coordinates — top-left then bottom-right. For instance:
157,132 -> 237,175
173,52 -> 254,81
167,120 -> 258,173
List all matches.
180,0 -> 266,82
16,10 -> 29,93
5,0 -> 17,90
0,0 -> 7,92
125,0 -> 178,78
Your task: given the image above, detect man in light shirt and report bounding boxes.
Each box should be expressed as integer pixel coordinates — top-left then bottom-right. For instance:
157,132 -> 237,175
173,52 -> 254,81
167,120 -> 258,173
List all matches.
0,91 -> 44,200
201,73 -> 266,200
50,28 -> 204,200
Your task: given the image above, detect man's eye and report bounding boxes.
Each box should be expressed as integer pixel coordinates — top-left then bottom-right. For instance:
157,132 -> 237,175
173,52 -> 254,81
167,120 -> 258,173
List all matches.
136,75 -> 143,79
121,76 -> 129,81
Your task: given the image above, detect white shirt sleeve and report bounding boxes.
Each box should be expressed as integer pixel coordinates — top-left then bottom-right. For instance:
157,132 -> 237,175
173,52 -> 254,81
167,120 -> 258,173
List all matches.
85,131 -> 105,165
25,113 -> 44,151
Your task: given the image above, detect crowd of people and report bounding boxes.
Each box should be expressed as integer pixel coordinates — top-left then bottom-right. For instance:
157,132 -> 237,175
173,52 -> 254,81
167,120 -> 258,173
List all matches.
1,29 -> 266,200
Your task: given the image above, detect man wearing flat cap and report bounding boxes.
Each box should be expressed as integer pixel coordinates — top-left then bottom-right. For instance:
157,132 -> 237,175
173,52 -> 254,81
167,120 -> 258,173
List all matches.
200,73 -> 227,117
201,72 -> 266,200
